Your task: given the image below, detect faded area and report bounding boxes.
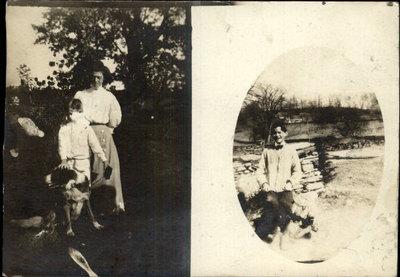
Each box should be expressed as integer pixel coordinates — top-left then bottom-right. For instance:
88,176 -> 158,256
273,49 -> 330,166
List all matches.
234,142 -> 385,262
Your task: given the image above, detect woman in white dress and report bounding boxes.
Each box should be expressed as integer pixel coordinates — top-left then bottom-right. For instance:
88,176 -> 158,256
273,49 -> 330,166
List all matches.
74,65 -> 124,213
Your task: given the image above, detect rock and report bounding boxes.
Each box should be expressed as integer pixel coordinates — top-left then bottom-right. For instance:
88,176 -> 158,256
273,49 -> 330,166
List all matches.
243,162 -> 252,169
233,155 -> 241,162
301,162 -> 315,173
303,175 -> 323,184
301,155 -> 318,161
297,146 -> 317,156
292,142 -> 315,150
305,182 -> 324,191
301,159 -> 313,164
240,154 -> 260,163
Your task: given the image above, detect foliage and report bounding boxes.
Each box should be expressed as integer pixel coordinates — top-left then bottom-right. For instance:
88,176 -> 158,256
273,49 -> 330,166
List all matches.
241,83 -> 287,141
32,6 -> 189,109
17,64 -> 38,90
335,108 -> 364,137
239,85 -> 381,140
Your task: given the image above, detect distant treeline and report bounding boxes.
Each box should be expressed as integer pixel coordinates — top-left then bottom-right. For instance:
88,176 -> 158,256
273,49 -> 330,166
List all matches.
238,106 -> 382,128
279,106 -> 382,123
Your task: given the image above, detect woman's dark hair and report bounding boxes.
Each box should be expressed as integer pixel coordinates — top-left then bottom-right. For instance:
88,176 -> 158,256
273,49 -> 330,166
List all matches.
72,58 -> 113,90
69,98 -> 83,113
91,61 -> 112,85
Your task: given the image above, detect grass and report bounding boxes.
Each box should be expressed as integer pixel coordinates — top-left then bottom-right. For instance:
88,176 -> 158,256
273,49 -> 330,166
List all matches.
3,118 -> 191,276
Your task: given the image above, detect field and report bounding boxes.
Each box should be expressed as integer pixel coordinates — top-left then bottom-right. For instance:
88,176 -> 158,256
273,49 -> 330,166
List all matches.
275,146 -> 384,261
235,120 -> 384,142
233,143 -> 385,262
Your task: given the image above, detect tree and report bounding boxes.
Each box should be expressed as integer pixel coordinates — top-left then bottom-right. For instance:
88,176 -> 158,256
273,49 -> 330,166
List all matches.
336,108 -> 364,137
286,95 -> 299,110
317,94 -> 322,107
333,96 -> 342,108
242,83 -> 287,142
17,64 -> 37,90
368,93 -> 380,110
32,7 -> 188,108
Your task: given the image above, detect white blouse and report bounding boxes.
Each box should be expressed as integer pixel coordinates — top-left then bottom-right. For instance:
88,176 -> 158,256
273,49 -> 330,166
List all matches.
74,87 -> 122,128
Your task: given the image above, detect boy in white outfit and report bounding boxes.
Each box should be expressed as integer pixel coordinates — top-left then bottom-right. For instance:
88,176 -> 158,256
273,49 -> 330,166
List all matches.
58,99 -> 108,180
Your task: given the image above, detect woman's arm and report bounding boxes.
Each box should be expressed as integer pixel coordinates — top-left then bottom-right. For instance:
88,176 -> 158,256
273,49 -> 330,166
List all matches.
87,127 -> 107,162
108,96 -> 122,128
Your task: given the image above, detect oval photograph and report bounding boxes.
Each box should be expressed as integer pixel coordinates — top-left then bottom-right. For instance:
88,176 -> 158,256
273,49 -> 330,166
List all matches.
233,47 -> 384,262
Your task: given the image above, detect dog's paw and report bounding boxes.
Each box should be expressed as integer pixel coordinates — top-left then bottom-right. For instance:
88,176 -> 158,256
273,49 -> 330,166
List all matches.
92,221 -> 104,230
66,229 -> 75,237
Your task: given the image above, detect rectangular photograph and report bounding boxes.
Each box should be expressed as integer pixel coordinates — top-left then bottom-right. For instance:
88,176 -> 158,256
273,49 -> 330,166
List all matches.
4,2 -> 191,276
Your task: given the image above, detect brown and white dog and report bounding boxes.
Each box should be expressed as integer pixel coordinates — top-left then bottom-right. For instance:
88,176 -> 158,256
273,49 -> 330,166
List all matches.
45,167 -> 103,236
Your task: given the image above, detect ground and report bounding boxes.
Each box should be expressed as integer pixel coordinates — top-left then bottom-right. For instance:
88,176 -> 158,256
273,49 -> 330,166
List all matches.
235,144 -> 384,262
3,118 -> 191,276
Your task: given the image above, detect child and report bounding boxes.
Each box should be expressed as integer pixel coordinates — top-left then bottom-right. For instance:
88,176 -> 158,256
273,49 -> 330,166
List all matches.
256,121 -> 303,239
58,98 -> 109,182
57,99 -> 108,235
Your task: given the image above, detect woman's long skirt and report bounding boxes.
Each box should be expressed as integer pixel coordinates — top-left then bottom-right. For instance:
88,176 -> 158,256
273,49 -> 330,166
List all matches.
90,125 -> 124,211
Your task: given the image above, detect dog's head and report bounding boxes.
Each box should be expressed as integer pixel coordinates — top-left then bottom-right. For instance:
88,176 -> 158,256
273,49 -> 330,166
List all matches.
45,168 -> 88,190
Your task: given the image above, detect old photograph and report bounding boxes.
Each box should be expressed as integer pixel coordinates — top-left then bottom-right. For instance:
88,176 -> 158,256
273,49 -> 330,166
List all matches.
4,2 -> 190,276
234,47 -> 385,262
191,2 -> 397,276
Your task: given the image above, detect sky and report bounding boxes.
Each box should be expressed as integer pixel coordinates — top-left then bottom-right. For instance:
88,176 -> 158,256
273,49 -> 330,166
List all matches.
6,6 -> 120,88
253,47 -> 373,107
6,6 -> 53,86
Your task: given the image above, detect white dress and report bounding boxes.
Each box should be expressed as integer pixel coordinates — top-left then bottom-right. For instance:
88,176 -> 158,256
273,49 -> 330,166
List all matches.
74,87 -> 125,211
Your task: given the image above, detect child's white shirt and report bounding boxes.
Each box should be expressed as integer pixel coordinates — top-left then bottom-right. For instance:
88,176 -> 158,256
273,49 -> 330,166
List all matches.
58,117 -> 107,162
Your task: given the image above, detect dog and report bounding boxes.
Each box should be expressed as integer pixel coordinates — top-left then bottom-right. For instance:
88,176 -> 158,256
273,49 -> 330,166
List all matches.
45,167 -> 103,236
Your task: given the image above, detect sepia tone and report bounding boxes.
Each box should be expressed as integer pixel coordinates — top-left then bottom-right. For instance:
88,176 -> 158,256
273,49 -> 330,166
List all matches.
234,47 -> 385,262
4,2 -> 191,276
192,2 -> 398,276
